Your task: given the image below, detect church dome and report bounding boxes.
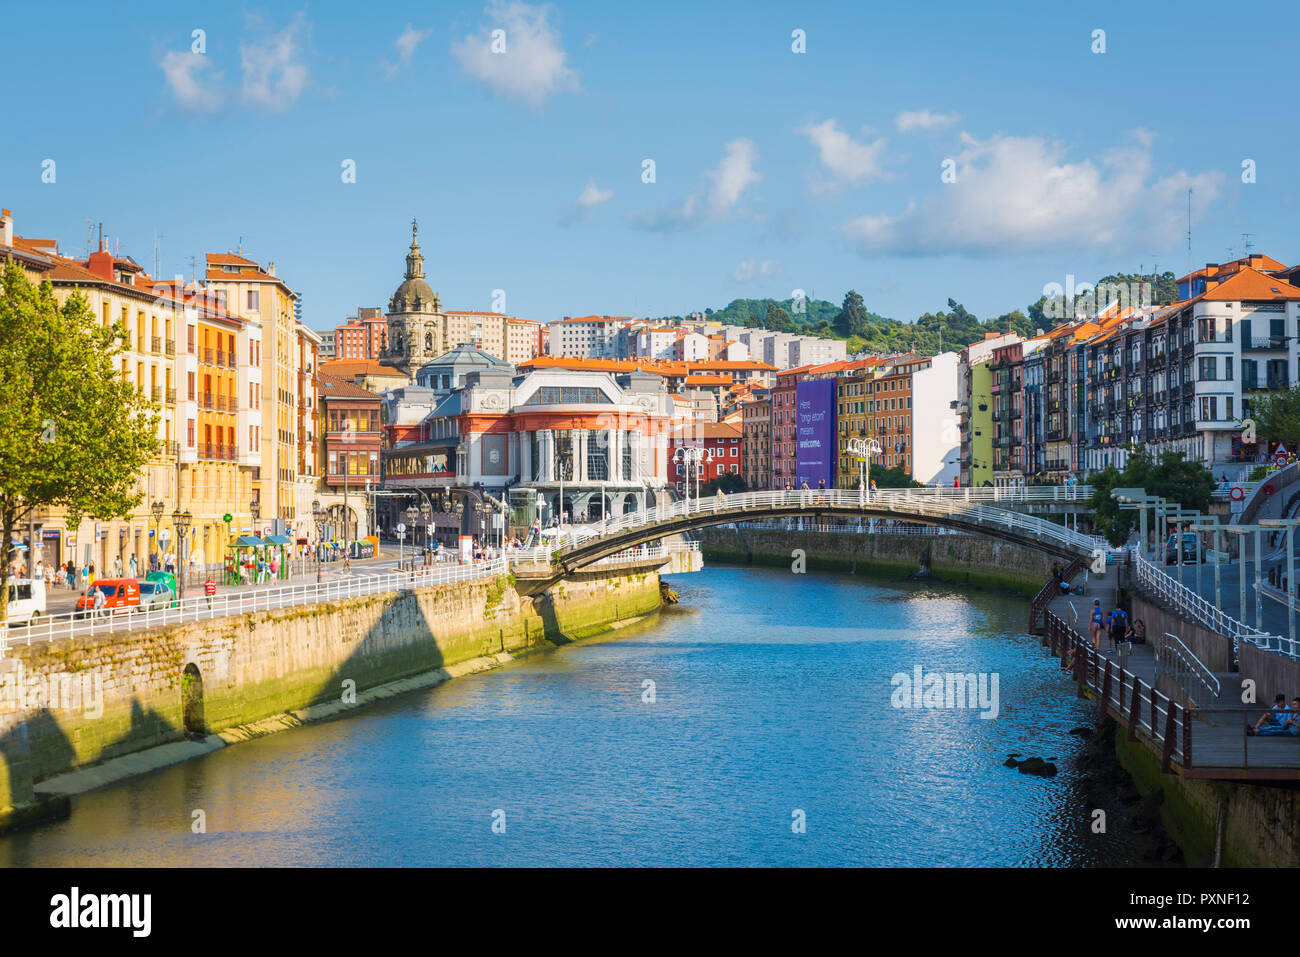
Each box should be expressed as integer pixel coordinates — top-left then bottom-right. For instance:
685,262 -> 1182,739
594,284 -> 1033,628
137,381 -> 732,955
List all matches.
388,219 -> 440,315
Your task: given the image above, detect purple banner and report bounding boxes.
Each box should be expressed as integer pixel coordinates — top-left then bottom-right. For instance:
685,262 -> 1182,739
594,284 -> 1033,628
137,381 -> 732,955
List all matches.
795,378 -> 836,489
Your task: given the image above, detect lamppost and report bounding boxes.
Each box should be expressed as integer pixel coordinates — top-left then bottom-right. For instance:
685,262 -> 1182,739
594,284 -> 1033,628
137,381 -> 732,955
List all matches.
1262,517 -> 1300,642
419,501 -> 432,551
312,499 -> 325,583
1224,524 -> 1265,631
150,500 -> 164,567
555,452 -> 573,532
674,446 -> 713,506
847,436 -> 882,504
171,508 -> 191,599
404,506 -> 419,568
1189,519 -> 1222,611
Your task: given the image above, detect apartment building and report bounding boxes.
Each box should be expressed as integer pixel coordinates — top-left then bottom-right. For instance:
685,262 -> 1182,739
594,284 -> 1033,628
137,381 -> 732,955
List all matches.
741,392 -> 772,490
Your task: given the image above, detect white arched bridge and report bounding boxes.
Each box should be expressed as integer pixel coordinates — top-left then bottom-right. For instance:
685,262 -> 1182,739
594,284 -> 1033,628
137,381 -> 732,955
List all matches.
518,487 -> 1111,590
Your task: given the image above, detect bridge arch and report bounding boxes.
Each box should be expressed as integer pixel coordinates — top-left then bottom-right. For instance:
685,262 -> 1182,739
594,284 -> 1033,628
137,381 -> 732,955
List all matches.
540,489 -> 1105,587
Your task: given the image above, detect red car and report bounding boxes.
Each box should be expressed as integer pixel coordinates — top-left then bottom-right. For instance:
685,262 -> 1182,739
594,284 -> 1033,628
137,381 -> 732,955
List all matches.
75,578 -> 141,618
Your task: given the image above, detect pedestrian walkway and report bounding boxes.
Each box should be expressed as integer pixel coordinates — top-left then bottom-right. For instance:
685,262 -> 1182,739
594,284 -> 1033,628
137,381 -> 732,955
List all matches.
1042,560 -> 1300,779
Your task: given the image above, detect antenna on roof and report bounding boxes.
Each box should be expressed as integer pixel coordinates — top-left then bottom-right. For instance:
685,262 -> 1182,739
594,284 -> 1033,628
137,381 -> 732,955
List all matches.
83,218 -> 94,258
154,231 -> 163,277
237,236 -> 243,256
189,255 -> 198,285
1243,232 -> 1255,255
1186,187 -> 1193,279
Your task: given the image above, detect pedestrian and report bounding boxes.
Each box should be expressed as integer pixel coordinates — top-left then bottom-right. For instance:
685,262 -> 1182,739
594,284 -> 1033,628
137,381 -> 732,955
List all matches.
1107,604 -> 1128,654
1088,599 -> 1105,649
203,574 -> 216,610
129,554 -> 138,578
87,561 -> 95,587
114,556 -> 123,577
953,476 -> 960,488
92,585 -> 106,617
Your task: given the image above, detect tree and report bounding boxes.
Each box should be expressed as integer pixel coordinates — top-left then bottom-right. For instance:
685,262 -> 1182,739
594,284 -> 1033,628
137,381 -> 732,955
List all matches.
1247,385 -> 1300,451
0,262 -> 159,620
834,290 -> 869,339
702,473 -> 747,494
1087,448 -> 1216,546
765,303 -> 794,333
870,464 -> 922,488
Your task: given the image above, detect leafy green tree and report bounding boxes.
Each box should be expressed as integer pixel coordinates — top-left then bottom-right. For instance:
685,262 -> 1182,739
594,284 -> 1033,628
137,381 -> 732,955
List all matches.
1247,385 -> 1300,450
834,290 -> 870,339
0,263 -> 159,619
870,464 -> 922,488
702,473 -> 747,494
765,303 -> 794,333
1087,448 -> 1216,546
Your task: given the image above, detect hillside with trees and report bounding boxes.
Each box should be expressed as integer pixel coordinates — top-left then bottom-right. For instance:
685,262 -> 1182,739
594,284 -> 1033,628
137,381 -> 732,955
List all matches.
656,267 -> 1180,358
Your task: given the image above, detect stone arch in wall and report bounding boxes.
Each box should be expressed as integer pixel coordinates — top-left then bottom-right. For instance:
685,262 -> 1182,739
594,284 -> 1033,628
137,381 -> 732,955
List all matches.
181,662 -> 206,737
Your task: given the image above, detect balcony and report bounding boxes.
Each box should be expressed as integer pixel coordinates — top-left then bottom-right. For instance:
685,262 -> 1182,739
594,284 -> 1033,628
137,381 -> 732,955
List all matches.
166,440 -> 179,457
201,392 -> 213,410
1243,337 -> 1288,352
151,386 -> 163,403
166,338 -> 176,356
165,387 -> 176,404
204,348 -> 215,365
151,336 -> 162,354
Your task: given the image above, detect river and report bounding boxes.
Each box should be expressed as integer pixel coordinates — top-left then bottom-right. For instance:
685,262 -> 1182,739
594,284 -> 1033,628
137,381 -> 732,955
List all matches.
0,565 -> 1155,867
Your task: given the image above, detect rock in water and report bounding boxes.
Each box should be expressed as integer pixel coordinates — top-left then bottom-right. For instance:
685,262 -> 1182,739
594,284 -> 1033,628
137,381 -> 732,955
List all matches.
1015,757 -> 1058,777
1004,757 -> 1019,768
1068,726 -> 1094,737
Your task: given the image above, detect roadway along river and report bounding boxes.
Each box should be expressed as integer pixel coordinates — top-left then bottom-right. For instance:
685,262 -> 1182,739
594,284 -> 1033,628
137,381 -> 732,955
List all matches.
0,565 -> 1160,867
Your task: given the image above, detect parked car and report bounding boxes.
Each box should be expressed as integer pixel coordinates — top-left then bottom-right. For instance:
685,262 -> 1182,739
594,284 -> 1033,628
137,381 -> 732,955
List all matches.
3,578 -> 46,626
1164,532 -> 1205,565
75,578 -> 141,618
137,580 -> 175,612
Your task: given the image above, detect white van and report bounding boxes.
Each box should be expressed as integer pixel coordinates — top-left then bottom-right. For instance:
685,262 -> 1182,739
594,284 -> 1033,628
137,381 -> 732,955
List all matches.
4,578 -> 46,626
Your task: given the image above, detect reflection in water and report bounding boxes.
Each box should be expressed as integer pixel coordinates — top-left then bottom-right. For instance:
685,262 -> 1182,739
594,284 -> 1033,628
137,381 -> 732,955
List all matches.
1,566 -> 1146,867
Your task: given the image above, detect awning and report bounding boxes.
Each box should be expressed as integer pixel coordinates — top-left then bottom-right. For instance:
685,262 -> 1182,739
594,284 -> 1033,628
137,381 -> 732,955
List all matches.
264,534 -> 293,545
232,536 -> 265,547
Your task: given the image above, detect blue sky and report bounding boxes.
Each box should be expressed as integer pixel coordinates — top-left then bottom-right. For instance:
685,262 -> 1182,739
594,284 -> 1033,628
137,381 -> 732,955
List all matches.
4,1 -> 1297,332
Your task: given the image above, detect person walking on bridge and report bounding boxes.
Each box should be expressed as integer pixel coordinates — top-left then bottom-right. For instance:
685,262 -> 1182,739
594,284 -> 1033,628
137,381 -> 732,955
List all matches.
1106,604 -> 1128,654
1089,599 -> 1105,649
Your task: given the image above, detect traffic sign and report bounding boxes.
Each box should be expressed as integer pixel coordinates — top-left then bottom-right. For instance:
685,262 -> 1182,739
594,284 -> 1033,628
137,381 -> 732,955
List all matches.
396,523 -> 406,534
222,513 -> 232,523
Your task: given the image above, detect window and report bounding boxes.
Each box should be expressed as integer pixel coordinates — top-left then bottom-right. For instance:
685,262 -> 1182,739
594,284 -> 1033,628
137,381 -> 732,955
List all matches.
247,289 -> 260,312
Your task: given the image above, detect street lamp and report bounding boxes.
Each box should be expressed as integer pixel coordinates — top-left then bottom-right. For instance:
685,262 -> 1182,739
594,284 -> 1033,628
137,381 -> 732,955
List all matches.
1189,520 -> 1222,611
312,499 -> 326,583
150,500 -> 165,566
674,446 -> 714,506
555,451 -> 573,532
171,508 -> 191,599
847,436 -> 882,504
1224,524 -> 1266,633
1262,517 -> 1300,642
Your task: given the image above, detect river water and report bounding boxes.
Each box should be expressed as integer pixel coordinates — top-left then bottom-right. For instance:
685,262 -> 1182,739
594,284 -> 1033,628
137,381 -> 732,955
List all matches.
0,566 -> 1151,867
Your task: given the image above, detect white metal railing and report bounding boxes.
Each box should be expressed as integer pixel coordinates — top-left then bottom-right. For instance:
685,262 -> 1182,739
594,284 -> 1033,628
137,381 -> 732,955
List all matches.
1,558 -> 508,654
547,488 -> 1111,560
1133,552 -> 1293,659
732,519 -> 969,536
1154,631 -> 1223,707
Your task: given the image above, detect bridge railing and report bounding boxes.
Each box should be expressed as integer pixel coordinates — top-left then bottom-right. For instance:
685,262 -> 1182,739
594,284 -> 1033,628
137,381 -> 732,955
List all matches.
732,519 -> 969,536
0,558 -> 509,654
551,488 -> 1111,559
1045,610 -> 1191,769
1132,552 -> 1289,662
1153,631 -> 1222,709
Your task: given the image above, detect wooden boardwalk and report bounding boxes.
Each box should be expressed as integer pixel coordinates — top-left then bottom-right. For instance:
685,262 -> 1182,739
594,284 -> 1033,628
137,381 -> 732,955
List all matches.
1037,561 -> 1300,781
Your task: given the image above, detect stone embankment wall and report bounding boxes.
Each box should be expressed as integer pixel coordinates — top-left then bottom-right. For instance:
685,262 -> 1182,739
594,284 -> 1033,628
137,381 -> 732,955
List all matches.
0,569 -> 661,830
696,526 -> 1056,598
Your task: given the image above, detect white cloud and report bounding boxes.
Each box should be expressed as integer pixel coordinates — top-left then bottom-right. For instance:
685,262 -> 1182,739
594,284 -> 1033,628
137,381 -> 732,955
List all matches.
577,178 -> 614,211
240,12 -> 310,111
159,51 -> 223,111
895,109 -> 960,132
385,25 -> 432,79
841,130 -> 1223,256
452,1 -> 579,108
638,139 -> 762,230
733,259 -> 781,282
799,119 -> 889,188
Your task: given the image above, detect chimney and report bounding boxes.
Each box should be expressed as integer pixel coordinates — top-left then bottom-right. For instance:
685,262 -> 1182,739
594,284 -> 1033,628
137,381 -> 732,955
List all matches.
0,209 -> 12,246
267,261 -> 276,277
86,249 -> 115,281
